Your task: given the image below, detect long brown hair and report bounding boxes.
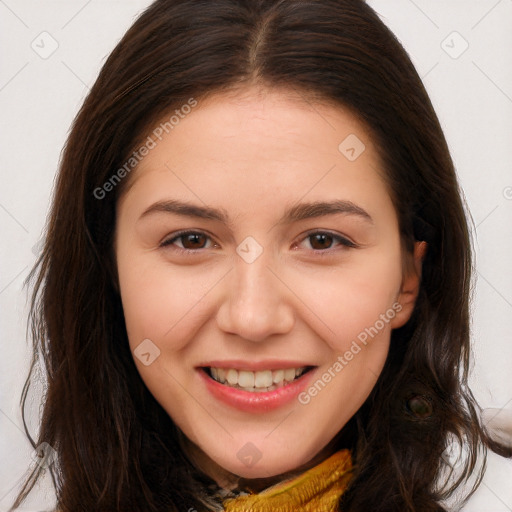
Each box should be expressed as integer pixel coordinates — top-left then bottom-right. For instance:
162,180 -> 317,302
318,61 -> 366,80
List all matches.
12,0 -> 511,510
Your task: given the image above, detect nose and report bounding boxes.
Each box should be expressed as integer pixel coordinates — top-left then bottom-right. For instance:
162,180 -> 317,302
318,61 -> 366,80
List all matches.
215,247 -> 295,343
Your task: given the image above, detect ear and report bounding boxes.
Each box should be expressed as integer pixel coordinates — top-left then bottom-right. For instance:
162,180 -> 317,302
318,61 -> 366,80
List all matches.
390,241 -> 428,329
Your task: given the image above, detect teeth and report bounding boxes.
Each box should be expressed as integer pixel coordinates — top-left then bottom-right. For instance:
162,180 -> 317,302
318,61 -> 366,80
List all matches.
284,368 -> 296,381
272,369 -> 284,384
226,369 -> 238,386
254,370 -> 272,388
208,366 -> 308,391
238,370 -> 254,388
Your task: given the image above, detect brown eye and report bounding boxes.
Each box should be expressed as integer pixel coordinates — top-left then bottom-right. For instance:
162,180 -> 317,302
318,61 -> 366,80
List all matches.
180,233 -> 208,249
160,231 -> 214,252
309,233 -> 335,250
298,231 -> 357,253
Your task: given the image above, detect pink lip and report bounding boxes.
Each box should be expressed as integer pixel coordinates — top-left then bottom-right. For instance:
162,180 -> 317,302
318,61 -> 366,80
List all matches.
198,359 -> 314,371
197,366 -> 317,413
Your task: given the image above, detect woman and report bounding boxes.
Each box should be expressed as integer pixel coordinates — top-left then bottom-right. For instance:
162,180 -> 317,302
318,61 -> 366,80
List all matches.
12,0 -> 511,510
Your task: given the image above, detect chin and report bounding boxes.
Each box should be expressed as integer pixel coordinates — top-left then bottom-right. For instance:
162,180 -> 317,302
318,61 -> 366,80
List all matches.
216,449 -> 310,480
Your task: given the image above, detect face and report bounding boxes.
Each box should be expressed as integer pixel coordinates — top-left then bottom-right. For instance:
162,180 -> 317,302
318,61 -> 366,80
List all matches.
114,85 -> 424,483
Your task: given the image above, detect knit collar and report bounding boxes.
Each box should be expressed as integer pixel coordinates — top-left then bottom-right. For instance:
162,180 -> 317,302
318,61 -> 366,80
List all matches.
217,449 -> 353,512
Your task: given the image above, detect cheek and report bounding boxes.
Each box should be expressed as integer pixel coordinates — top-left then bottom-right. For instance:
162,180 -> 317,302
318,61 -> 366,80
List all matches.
118,247 -> 403,353
284,247 -> 403,353
116,245 -> 222,352
293,251 -> 402,434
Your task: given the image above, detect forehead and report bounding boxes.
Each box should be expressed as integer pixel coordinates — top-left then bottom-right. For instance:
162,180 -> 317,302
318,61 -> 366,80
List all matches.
117,84 -> 396,236
115,85 -> 399,246
119,85 -> 383,198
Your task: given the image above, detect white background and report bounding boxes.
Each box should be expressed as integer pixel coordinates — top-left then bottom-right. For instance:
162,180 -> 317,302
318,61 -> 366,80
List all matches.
0,1 -> 511,510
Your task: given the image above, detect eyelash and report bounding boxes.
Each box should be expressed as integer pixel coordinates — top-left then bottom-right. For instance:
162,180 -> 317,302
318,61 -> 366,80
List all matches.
159,230 -> 358,256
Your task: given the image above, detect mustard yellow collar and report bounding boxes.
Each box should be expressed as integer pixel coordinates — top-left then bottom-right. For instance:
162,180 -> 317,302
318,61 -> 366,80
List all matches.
221,449 -> 353,512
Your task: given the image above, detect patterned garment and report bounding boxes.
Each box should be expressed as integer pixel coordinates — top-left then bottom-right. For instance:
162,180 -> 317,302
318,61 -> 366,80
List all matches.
219,449 -> 353,512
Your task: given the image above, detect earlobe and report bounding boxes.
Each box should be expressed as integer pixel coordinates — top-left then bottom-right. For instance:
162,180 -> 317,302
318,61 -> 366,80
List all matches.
390,241 -> 428,329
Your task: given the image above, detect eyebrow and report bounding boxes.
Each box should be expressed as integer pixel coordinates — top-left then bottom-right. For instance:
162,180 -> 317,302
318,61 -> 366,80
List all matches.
138,198 -> 374,227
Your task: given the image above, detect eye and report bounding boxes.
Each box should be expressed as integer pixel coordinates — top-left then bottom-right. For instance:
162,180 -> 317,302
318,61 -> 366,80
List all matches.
159,229 -> 357,255
160,230 -> 217,252
294,231 -> 357,254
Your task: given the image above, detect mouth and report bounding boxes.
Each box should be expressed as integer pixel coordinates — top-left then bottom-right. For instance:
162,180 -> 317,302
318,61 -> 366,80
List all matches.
200,366 -> 316,393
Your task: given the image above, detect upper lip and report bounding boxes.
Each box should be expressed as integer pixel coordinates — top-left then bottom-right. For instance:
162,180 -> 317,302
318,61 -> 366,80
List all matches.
198,360 -> 317,371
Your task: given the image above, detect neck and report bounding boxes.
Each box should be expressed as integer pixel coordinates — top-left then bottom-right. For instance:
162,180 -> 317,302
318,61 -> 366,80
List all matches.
178,431 -> 343,494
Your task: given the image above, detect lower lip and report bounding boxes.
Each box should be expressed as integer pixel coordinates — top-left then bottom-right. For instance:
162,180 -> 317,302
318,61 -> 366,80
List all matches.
198,367 -> 316,413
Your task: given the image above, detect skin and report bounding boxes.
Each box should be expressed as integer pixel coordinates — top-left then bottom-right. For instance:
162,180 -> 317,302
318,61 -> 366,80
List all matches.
114,85 -> 426,490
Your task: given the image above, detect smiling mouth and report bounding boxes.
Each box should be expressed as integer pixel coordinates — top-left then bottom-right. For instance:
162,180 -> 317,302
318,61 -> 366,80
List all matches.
201,366 -> 315,392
